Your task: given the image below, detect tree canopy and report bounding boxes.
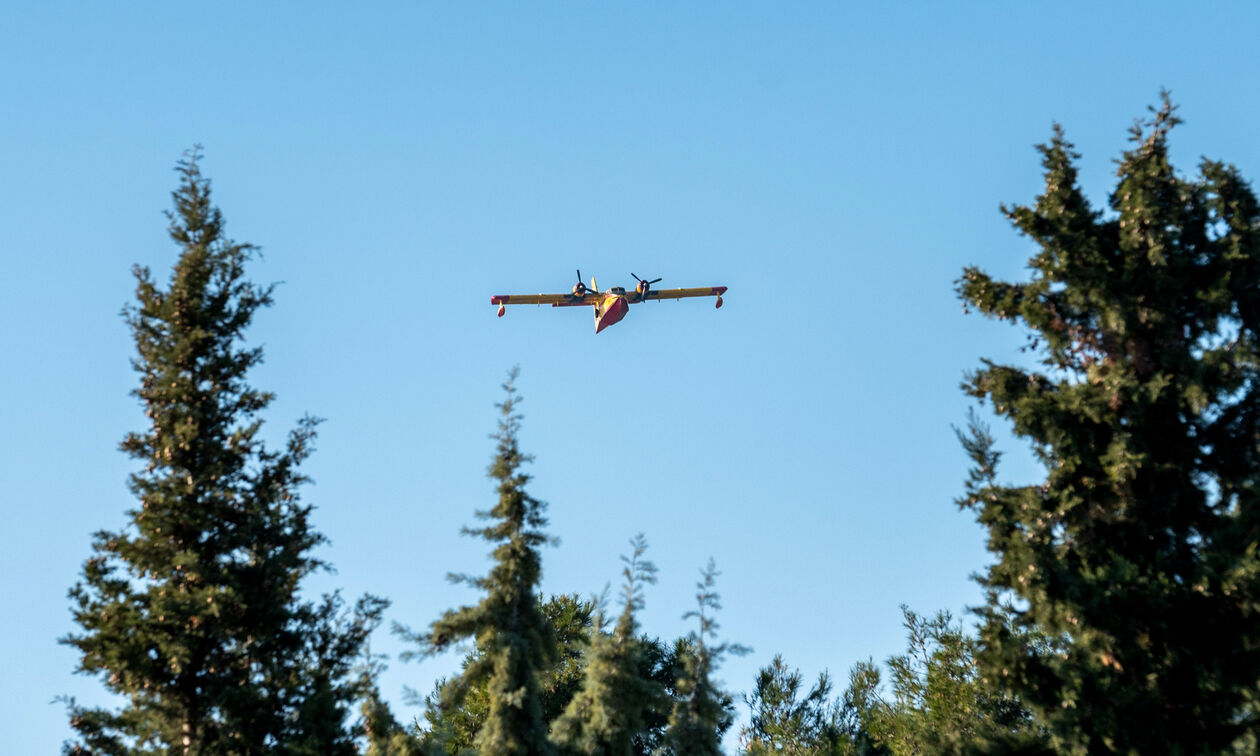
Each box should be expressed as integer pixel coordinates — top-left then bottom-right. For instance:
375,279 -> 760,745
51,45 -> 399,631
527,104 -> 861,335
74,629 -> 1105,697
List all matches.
60,97 -> 1260,756
63,150 -> 382,755
399,369 -> 557,756
958,95 -> 1260,754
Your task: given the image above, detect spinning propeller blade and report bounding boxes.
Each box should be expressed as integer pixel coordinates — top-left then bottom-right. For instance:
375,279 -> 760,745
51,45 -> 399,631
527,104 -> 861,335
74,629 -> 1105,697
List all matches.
573,269 -> 592,297
631,273 -> 663,300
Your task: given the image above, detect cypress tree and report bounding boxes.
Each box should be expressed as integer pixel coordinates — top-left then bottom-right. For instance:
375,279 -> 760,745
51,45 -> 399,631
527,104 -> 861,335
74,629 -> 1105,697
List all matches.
551,534 -> 666,755
958,95 -> 1260,753
403,368 -> 556,756
663,560 -> 745,756
62,149 -> 383,755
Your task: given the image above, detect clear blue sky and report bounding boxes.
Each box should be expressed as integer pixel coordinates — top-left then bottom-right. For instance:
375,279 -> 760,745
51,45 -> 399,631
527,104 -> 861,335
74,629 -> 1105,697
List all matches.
5,3 -> 1260,752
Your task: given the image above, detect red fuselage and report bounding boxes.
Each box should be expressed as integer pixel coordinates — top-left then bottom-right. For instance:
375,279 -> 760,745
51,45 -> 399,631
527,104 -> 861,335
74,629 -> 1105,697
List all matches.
594,293 -> 629,334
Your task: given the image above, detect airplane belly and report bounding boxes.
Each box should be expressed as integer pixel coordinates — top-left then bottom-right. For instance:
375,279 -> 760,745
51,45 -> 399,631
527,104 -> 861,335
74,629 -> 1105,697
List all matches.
595,296 -> 629,333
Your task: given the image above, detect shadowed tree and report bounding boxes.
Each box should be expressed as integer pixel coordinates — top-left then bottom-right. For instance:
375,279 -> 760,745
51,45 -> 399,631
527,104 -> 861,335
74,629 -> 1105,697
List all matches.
61,149 -> 383,755
398,368 -> 557,756
411,594 -> 595,756
551,534 -> 667,756
663,560 -> 747,756
958,95 -> 1260,754
406,593 -> 686,756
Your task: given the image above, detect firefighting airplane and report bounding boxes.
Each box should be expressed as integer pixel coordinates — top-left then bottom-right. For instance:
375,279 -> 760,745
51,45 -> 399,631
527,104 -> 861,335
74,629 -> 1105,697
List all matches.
491,270 -> 727,334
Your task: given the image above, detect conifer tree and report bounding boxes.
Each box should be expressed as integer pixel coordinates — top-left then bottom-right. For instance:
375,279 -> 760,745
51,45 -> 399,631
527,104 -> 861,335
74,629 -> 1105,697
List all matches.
415,595 -> 595,756
62,149 -> 383,755
402,368 -> 557,756
958,95 -> 1260,753
663,560 -> 746,756
413,594 -> 683,756
834,665 -> 888,756
362,687 -> 425,756
739,655 -> 846,756
842,607 -> 1044,756
551,534 -> 666,756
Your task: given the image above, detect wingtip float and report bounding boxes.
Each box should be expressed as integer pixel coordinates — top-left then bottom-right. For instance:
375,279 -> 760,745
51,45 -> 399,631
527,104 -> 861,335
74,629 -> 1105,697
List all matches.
491,270 -> 726,334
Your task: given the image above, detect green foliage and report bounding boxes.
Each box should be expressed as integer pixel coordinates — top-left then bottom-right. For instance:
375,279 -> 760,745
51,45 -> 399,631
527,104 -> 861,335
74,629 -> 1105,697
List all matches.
414,595 -> 595,756
838,663 -> 889,756
846,608 -> 1044,756
663,560 -> 746,756
362,686 -> 426,756
410,594 -> 686,756
551,535 -> 667,756
735,608 -> 1042,756
739,655 -> 850,756
61,149 -> 383,754
957,95 -> 1260,754
400,369 -> 557,756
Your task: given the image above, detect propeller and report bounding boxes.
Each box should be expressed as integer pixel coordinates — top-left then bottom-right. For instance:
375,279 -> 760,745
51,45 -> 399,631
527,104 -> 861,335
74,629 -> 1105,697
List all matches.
631,272 -> 662,300
572,269 -> 590,297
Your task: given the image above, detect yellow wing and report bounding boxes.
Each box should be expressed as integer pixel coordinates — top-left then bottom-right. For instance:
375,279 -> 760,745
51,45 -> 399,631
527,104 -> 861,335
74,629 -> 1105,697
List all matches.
637,286 -> 727,302
490,293 -> 596,307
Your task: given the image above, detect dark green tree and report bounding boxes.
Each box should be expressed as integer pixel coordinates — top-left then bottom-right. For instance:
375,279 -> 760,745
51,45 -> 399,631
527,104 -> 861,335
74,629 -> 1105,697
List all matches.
957,95 -> 1260,754
390,574 -> 685,755
551,535 -> 667,755
663,560 -> 746,756
414,595 -> 595,756
62,149 -> 383,755
400,369 -> 557,756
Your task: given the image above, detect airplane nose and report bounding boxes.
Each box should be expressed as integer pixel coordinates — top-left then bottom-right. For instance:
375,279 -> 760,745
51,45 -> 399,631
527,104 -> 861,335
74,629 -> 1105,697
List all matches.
595,297 -> 629,333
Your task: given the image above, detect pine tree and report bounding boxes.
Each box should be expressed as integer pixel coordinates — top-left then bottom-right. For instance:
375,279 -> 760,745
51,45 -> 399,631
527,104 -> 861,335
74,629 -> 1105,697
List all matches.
663,560 -> 746,756
844,607 -> 1044,756
739,655 -> 846,756
401,368 -> 557,756
62,149 -> 383,755
835,664 -> 889,756
551,534 -> 666,756
957,95 -> 1260,753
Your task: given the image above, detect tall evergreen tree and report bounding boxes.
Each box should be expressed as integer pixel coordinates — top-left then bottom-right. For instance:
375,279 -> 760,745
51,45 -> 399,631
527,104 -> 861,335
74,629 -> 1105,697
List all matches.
414,595 -> 595,756
62,150 -> 383,755
958,95 -> 1260,753
410,593 -> 684,756
401,368 -> 557,756
663,560 -> 746,756
551,534 -> 666,756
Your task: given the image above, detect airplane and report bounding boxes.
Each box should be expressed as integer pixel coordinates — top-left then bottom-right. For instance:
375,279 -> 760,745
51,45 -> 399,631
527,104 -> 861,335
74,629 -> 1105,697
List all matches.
491,270 -> 727,334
